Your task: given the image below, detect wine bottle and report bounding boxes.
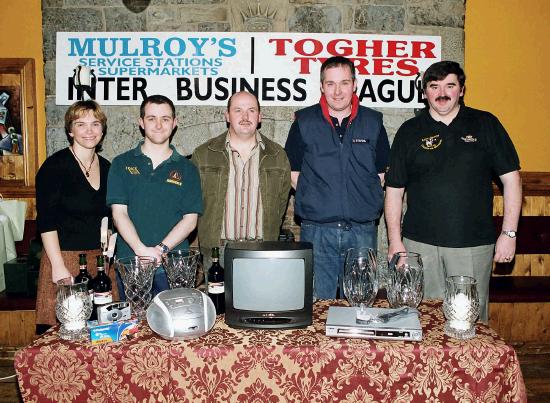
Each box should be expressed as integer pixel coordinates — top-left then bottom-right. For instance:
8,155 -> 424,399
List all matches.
91,254 -> 112,321
74,253 -> 93,298
207,247 -> 225,314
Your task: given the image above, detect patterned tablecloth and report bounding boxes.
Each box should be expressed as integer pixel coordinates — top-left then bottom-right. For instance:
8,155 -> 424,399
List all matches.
15,299 -> 526,402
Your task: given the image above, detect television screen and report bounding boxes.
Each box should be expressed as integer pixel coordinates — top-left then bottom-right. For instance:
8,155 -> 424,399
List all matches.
233,258 -> 305,311
224,241 -> 313,329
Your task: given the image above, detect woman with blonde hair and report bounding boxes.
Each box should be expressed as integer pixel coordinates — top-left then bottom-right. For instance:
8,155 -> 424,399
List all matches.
35,100 -> 117,329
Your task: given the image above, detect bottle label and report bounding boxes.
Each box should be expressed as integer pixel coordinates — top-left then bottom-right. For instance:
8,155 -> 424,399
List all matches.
208,281 -> 224,294
94,291 -> 113,305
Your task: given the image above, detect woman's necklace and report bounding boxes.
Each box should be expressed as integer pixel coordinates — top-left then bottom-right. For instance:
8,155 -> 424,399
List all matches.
70,146 -> 96,177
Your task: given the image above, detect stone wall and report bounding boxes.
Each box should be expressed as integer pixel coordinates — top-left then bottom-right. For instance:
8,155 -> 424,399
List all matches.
42,0 -> 465,246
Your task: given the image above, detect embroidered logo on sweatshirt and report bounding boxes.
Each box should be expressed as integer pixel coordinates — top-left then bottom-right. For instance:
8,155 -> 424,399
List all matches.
421,134 -> 442,150
461,134 -> 477,143
126,166 -> 140,175
166,170 -> 182,186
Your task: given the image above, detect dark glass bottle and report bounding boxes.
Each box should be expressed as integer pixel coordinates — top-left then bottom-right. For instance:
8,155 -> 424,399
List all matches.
91,255 -> 112,321
207,247 -> 225,314
74,253 -> 93,295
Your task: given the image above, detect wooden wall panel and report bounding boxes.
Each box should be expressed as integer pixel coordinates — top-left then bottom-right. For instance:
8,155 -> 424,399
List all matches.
524,197 -> 549,216
512,255 -> 531,276
489,302 -> 550,343
493,195 -> 550,216
0,310 -> 35,347
490,173 -> 550,342
531,255 -> 549,276
0,155 -> 24,182
492,190 -> 550,277
492,196 -> 503,215
18,197 -> 35,220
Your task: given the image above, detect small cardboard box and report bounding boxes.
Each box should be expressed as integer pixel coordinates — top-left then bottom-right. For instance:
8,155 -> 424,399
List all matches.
88,318 -> 139,345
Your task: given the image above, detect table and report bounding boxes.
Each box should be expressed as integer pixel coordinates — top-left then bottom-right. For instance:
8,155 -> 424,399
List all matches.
15,300 -> 526,402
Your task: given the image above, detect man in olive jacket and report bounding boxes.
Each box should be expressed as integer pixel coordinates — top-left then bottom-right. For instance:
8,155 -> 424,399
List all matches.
191,91 -> 291,277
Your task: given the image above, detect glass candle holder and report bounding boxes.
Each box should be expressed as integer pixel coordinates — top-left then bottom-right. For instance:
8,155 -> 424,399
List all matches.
443,275 -> 480,339
55,277 -> 93,340
343,247 -> 378,312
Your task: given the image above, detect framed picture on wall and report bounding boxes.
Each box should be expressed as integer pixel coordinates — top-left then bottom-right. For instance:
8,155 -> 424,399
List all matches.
0,86 -> 23,155
0,58 -> 38,197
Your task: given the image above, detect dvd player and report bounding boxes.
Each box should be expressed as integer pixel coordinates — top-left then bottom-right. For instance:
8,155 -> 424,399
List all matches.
326,306 -> 422,341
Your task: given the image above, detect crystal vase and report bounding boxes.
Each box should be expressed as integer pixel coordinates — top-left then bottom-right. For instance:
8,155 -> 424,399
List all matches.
116,256 -> 157,320
387,252 -> 424,308
343,247 -> 378,311
163,249 -> 200,289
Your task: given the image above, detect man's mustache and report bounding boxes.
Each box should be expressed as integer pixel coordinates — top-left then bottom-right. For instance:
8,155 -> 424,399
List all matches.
435,96 -> 451,102
239,120 -> 252,125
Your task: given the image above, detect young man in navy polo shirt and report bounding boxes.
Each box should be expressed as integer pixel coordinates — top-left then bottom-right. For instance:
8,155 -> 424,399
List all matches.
285,56 -> 390,299
385,61 -> 522,321
107,95 -> 203,296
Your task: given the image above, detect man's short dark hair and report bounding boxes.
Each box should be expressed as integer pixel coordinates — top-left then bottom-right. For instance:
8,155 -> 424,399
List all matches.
320,56 -> 356,82
422,61 -> 466,89
227,91 -> 261,111
140,94 -> 176,118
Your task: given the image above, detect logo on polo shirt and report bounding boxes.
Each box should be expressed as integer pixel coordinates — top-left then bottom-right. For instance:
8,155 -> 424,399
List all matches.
126,166 -> 140,175
461,134 -> 478,143
421,134 -> 442,150
352,138 -> 369,143
166,170 -> 182,186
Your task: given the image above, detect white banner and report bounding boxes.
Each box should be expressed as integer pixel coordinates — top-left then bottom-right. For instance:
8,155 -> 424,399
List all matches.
56,32 -> 441,108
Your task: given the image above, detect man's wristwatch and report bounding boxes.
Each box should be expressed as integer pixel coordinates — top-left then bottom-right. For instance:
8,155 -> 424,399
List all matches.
157,242 -> 170,253
502,230 -> 517,238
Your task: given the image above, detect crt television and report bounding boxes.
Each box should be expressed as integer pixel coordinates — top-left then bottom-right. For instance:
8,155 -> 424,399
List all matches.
224,241 -> 313,329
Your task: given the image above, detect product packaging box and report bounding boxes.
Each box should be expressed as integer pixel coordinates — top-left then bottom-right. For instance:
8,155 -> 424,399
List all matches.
88,318 -> 139,345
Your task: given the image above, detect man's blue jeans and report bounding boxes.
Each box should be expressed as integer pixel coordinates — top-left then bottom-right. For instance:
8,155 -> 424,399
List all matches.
300,221 -> 377,299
